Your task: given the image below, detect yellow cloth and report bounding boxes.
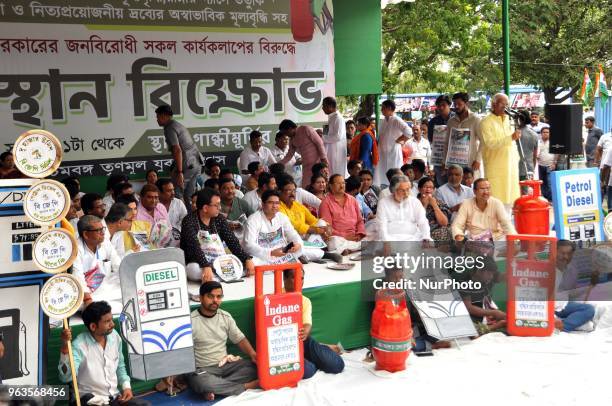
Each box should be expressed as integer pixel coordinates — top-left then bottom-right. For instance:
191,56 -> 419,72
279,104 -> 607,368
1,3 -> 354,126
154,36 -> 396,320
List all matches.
281,289 -> 312,325
480,113 -> 520,204
60,218 -> 75,237
302,295 -> 312,326
123,220 -> 152,252
279,200 -> 318,235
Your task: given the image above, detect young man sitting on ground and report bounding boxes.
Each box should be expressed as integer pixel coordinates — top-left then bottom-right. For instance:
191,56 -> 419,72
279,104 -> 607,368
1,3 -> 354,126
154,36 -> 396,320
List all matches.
283,268 -> 345,378
188,281 -> 258,401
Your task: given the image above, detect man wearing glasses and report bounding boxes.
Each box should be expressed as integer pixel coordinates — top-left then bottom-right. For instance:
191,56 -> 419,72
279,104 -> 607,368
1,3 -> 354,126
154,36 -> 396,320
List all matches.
376,174 -> 431,242
181,188 -> 255,284
104,203 -> 135,259
73,215 -> 122,307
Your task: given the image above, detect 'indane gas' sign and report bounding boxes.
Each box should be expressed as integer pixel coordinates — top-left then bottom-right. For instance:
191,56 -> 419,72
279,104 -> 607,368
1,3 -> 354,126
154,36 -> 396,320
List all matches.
551,168 -> 604,242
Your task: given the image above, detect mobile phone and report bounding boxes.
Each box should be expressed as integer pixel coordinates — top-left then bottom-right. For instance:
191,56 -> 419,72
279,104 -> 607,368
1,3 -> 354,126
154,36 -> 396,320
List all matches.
414,350 -> 434,357
282,242 -> 294,253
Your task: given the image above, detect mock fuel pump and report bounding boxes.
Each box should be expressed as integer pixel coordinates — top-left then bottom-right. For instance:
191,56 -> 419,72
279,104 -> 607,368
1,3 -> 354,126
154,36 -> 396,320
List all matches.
119,248 -> 195,381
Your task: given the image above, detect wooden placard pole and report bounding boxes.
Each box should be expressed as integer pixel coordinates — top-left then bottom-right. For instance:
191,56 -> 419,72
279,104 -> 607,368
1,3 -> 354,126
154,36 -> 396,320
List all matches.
63,318 -> 81,406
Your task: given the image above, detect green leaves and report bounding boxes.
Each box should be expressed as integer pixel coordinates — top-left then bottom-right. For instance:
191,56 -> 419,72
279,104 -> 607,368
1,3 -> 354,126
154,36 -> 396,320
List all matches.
380,0 -> 611,104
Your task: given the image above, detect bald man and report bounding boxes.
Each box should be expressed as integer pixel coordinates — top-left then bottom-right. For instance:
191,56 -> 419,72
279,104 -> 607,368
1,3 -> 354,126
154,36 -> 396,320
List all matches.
480,93 -> 520,208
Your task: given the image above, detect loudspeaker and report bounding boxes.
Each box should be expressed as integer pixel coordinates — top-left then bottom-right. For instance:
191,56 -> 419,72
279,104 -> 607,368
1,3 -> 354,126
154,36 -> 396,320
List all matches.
549,103 -> 583,154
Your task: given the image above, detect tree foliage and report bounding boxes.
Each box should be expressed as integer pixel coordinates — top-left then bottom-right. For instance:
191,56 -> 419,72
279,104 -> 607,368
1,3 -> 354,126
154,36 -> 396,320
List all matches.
509,0 -> 612,104
349,0 -> 611,118
382,0 -> 502,95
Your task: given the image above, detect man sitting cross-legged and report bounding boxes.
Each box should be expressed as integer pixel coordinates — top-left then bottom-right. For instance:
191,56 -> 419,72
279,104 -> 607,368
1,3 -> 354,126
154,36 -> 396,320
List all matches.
187,281 -> 259,401
283,268 -> 345,379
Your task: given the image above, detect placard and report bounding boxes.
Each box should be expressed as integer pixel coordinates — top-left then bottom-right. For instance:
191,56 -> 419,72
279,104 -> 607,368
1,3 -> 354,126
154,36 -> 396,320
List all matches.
604,213 -> 612,240
23,180 -> 70,227
267,323 -> 300,375
213,254 -> 243,282
39,273 -> 84,319
445,128 -> 471,167
12,130 -> 62,178
551,168 -> 604,242
430,125 -> 448,166
33,229 -> 78,274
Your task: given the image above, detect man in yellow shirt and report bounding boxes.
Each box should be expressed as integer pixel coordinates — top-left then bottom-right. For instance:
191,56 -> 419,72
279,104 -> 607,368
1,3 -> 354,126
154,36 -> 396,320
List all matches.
278,176 -> 342,263
480,93 -> 521,209
117,194 -> 151,253
283,268 -> 344,379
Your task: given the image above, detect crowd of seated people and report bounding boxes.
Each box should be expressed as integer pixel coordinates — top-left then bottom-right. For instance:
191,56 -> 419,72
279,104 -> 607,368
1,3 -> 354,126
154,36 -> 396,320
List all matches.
38,106 -> 607,402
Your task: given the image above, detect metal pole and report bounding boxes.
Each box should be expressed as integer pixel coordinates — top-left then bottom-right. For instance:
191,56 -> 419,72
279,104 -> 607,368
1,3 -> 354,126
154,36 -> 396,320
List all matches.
502,0 -> 511,95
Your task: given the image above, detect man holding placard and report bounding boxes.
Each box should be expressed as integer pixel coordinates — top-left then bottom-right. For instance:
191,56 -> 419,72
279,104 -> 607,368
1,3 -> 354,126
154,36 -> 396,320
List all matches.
59,301 -> 150,405
447,92 -> 482,179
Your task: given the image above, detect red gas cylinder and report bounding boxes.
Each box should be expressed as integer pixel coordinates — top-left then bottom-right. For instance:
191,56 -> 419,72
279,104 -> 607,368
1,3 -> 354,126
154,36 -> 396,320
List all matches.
513,179 -> 550,236
291,0 -> 315,42
370,289 -> 412,372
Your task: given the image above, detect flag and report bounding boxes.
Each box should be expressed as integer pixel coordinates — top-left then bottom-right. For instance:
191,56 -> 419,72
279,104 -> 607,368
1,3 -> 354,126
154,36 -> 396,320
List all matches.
579,68 -> 592,106
595,64 -> 609,107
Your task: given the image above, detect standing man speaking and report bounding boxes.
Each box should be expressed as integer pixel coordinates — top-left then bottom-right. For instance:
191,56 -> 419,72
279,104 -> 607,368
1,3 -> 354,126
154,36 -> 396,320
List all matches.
155,105 -> 203,212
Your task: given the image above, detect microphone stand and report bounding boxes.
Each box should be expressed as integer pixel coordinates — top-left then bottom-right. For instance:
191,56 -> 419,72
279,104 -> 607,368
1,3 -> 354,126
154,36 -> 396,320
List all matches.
505,108 -> 532,180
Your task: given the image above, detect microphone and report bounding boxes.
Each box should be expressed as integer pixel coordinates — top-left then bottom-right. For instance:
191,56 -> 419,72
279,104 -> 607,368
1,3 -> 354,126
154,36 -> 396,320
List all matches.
504,107 -> 520,117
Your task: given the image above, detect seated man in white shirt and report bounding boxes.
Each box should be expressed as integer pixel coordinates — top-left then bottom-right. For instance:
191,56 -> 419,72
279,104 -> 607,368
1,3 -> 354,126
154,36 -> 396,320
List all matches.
451,178 -> 516,242
377,175 -> 431,242
244,172 -> 277,212
434,164 -> 474,219
59,301 -> 150,406
410,159 -> 428,196
244,190 -> 313,265
378,168 -> 403,200
156,178 -> 188,246
104,203 -> 133,259
74,215 -> 122,307
239,130 -> 277,185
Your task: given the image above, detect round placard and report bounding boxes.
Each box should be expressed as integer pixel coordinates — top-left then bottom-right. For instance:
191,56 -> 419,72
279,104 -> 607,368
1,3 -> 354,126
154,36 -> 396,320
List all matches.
40,273 -> 84,319
24,179 -> 70,226
13,130 -> 62,178
33,228 -> 78,274
213,254 -> 243,282
604,213 -> 612,240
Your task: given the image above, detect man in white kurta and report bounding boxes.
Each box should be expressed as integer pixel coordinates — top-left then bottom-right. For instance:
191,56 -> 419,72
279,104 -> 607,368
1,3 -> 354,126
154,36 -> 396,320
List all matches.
480,93 -> 521,207
374,100 -> 412,187
244,190 -> 323,264
376,175 -> 431,241
322,97 -> 347,177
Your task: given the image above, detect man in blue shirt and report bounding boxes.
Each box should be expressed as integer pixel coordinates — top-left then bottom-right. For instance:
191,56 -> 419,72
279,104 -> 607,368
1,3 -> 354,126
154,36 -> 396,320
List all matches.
59,301 -> 150,405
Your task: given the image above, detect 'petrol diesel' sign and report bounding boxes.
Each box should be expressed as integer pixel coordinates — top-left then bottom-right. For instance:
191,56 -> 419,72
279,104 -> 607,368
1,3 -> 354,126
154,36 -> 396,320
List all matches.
551,168 -> 604,241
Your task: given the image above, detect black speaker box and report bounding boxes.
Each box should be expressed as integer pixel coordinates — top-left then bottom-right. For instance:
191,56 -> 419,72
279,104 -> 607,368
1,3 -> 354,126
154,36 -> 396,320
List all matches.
549,103 -> 583,155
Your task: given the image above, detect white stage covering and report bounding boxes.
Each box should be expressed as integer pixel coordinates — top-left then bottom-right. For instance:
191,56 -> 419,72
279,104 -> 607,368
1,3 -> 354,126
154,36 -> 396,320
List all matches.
218,306 -> 612,406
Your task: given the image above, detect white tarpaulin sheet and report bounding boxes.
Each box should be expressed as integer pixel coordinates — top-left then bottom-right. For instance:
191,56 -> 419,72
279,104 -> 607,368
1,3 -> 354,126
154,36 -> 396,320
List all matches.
219,302 -> 612,406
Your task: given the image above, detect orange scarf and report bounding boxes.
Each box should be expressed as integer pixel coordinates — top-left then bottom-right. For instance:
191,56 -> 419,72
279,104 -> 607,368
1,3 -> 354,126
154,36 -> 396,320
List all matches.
349,127 -> 379,166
